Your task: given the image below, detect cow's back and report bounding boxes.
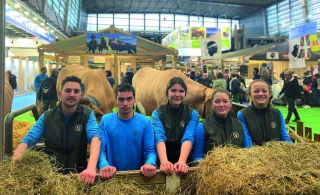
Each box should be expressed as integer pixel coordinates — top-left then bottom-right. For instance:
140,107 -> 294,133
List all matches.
3,73 -> 14,116
57,65 -> 115,116
133,68 -> 210,116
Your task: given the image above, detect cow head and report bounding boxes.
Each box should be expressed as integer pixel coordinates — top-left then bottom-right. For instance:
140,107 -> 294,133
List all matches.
79,98 -> 104,122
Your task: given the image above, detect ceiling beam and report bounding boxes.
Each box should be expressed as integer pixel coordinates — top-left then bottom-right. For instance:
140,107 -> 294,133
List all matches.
178,0 -> 263,8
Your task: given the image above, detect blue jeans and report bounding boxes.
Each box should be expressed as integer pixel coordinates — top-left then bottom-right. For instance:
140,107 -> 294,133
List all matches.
311,88 -> 319,106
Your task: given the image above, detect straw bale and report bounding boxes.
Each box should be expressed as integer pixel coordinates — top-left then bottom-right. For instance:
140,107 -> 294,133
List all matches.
12,120 -> 33,149
193,142 -> 320,195
0,151 -> 168,195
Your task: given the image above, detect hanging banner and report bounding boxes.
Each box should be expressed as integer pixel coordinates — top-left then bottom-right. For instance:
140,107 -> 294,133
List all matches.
289,38 -> 306,68
309,34 -> 320,52
289,21 -> 317,39
200,37 -> 221,60
68,56 -> 80,64
5,6 -> 56,43
86,33 -> 137,54
221,27 -> 231,50
300,35 -> 312,59
93,56 -> 105,64
266,52 -> 279,59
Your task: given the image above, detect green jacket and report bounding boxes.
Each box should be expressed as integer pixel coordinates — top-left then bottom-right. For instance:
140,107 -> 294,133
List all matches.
212,79 -> 227,89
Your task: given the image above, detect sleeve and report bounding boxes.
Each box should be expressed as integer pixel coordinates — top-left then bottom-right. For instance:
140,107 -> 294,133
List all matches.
237,111 -> 253,147
279,112 -> 293,143
20,114 -> 45,147
181,110 -> 199,145
191,122 -> 205,161
34,75 -> 39,91
151,110 -> 167,145
144,120 -> 157,166
279,84 -> 285,96
97,118 -> 110,170
86,111 -> 100,142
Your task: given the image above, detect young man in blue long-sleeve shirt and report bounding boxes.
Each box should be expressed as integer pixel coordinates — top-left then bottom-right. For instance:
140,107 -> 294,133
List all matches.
98,83 -> 157,180
14,76 -> 101,184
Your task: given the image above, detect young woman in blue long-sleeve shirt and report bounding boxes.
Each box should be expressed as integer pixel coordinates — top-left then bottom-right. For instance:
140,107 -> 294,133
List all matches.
152,77 -> 199,175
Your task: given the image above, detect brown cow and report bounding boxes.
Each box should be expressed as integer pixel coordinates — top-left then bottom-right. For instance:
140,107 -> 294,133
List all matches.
3,73 -> 14,116
57,64 -> 115,121
132,68 -> 214,118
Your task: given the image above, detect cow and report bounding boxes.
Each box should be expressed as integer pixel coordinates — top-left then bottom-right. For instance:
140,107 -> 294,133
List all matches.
3,73 -> 14,116
132,68 -> 214,118
132,68 -> 246,118
191,29 -> 205,39
57,64 -> 115,121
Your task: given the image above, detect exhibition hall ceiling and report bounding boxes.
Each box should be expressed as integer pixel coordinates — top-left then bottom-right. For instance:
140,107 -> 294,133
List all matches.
83,0 -> 276,19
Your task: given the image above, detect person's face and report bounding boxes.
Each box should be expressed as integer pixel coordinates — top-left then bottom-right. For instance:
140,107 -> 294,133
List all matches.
212,92 -> 232,118
58,81 -> 83,108
116,91 -> 135,115
284,74 -> 291,80
203,74 -> 208,79
195,72 -> 200,77
233,70 -> 238,75
168,83 -> 186,108
250,82 -> 270,108
42,68 -> 47,74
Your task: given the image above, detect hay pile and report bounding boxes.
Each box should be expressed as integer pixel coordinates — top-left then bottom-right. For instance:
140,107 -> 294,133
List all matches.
191,142 -> 320,195
12,120 -> 33,149
0,151 -> 167,195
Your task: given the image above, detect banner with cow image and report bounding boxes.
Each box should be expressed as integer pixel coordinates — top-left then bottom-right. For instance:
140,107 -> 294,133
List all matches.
86,33 -> 136,54
288,38 -> 306,68
200,37 -> 222,60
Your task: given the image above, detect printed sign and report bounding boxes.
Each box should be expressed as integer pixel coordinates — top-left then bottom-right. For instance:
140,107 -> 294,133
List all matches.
266,52 -> 279,59
5,6 -> 56,43
93,56 -> 105,63
68,56 -> 80,64
289,21 -> 317,39
86,33 -> 137,54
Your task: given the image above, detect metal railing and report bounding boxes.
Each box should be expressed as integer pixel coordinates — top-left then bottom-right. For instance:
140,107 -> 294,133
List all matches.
5,104 -> 40,155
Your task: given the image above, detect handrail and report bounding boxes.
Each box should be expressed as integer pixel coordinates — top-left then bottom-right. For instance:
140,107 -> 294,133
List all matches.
5,104 -> 40,155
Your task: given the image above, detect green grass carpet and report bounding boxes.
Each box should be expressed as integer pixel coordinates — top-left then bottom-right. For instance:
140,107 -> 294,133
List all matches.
275,106 -> 320,138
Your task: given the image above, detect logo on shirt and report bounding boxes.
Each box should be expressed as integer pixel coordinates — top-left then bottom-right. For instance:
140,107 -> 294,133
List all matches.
233,132 -> 239,138
270,122 -> 276,129
75,125 -> 82,132
180,121 -> 185,127
132,130 -> 138,136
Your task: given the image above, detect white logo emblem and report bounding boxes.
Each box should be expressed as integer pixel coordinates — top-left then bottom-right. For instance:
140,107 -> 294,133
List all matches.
75,125 -> 82,132
270,122 -> 276,129
233,132 -> 239,138
180,121 -> 185,127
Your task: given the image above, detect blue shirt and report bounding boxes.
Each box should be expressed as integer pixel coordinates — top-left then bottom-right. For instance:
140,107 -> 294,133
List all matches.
237,111 -> 293,146
98,112 -> 157,171
152,109 -> 199,145
191,121 -> 252,161
21,111 -> 99,147
107,77 -> 115,88
34,73 -> 48,91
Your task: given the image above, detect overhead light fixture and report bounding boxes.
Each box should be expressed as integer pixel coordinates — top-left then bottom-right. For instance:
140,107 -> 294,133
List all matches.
33,17 -> 38,21
45,26 -> 49,29
40,23 -> 44,26
24,11 -> 30,15
14,4 -> 20,8
50,30 -> 54,33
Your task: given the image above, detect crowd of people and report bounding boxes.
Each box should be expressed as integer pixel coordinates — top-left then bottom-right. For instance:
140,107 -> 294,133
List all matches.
13,71 -> 296,184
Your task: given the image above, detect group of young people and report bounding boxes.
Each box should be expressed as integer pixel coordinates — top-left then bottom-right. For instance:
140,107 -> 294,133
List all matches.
13,74 -> 292,184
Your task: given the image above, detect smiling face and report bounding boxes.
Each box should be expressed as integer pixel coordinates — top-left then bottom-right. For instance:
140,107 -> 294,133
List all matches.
249,81 -> 271,108
212,92 -> 232,118
168,83 -> 186,108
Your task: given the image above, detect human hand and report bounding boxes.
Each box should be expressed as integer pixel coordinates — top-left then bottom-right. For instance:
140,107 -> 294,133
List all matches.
173,161 -> 189,175
140,164 -> 157,178
159,161 -> 174,175
79,167 -> 96,184
99,166 -> 117,180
